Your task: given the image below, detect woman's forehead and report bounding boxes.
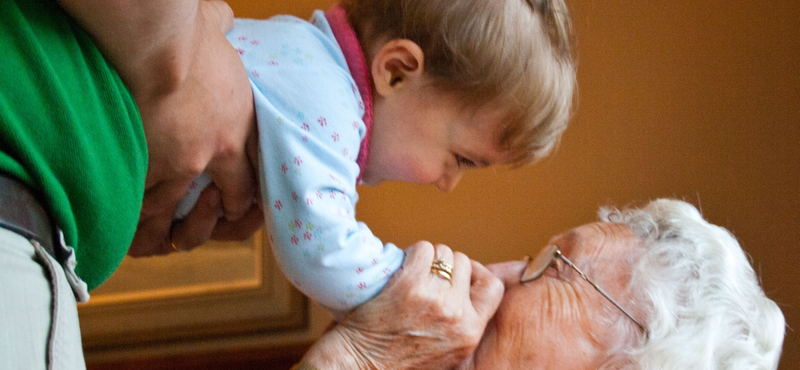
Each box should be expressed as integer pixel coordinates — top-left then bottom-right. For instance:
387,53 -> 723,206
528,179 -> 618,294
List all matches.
548,222 -> 638,256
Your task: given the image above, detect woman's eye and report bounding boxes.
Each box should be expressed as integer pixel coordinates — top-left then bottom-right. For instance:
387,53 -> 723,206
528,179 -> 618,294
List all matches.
456,155 -> 476,168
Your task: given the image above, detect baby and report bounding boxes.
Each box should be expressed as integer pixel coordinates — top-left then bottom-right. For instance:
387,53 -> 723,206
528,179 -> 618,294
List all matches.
177,0 -> 576,316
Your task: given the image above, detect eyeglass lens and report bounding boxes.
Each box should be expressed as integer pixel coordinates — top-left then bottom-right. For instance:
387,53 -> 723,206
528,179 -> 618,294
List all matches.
521,244 -> 560,282
521,245 -> 648,335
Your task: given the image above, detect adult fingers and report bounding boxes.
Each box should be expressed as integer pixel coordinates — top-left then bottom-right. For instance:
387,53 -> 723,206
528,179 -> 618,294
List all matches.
205,142 -> 257,223
128,214 -> 172,257
336,242 -> 484,369
485,260 -> 527,290
468,260 -> 504,322
449,251 -> 472,289
171,184 -> 223,251
431,244 -> 455,283
449,252 -> 479,333
203,84 -> 257,223
433,243 -> 454,264
128,180 -> 188,257
140,178 -> 190,219
402,241 -> 436,276
210,205 -> 264,240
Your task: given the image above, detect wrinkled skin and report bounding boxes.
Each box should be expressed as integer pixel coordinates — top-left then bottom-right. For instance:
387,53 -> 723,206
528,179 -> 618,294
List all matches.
458,222 -> 645,370
302,242 -> 504,370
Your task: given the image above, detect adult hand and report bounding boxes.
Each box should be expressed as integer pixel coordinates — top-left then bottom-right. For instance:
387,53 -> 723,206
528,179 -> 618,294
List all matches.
152,182 -> 264,255
56,0 -> 263,256
301,242 -> 504,370
132,0 -> 262,256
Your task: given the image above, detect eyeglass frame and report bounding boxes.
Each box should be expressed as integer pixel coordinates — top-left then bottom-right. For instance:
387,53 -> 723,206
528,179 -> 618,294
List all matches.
521,244 -> 648,336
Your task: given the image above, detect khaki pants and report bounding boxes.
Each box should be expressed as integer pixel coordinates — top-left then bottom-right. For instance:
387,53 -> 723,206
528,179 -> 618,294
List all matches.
0,227 -> 87,370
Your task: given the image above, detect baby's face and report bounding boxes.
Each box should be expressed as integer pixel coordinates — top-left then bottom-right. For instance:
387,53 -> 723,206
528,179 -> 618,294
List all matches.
363,84 -> 511,191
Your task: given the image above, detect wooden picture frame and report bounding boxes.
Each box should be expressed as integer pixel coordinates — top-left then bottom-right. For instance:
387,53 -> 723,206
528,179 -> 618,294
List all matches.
78,230 -> 307,355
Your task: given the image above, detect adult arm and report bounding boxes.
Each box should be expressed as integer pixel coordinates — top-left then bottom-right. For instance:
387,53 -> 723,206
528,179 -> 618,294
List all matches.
299,243 -> 504,370
55,0 -> 262,255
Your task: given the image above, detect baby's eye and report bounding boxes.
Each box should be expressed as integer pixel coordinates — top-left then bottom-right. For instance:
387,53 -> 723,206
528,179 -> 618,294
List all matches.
455,155 -> 476,168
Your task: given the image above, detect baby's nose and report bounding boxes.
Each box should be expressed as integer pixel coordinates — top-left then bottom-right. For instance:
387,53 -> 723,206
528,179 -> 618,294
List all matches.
435,172 -> 463,192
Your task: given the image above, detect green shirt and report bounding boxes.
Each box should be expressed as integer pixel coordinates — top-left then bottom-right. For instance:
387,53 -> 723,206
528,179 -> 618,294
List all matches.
0,0 -> 147,290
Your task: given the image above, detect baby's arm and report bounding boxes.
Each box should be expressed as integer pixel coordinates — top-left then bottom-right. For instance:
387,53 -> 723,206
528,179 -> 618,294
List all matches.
253,80 -> 405,314
233,17 -> 405,314
175,156 -> 402,314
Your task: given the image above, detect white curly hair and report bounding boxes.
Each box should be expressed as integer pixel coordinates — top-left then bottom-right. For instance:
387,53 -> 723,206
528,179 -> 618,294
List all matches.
599,199 -> 785,370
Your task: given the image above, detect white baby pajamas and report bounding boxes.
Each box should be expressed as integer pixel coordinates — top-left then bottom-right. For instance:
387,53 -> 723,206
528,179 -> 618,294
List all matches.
177,6 -> 405,315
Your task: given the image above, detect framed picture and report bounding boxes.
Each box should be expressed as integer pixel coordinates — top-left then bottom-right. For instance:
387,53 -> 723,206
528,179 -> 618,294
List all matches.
78,230 -> 307,355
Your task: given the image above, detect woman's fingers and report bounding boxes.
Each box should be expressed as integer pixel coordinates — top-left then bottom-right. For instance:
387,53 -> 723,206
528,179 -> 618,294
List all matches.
401,241 -> 436,275
449,251 -> 471,286
431,243 -> 455,283
335,241 -> 503,370
485,260 -> 527,290
469,259 -> 504,322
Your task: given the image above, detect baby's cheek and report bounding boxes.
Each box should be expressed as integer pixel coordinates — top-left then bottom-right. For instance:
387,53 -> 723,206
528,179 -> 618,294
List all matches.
392,157 -> 438,185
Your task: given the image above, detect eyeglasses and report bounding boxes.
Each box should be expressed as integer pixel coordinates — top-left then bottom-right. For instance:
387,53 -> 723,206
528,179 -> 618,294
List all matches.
521,244 -> 648,335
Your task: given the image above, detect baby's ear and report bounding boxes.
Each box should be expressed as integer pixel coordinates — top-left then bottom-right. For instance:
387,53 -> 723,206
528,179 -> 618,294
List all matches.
371,39 -> 424,97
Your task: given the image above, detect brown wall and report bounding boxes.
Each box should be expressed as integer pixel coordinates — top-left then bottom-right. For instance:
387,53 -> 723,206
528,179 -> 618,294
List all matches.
227,0 -> 799,368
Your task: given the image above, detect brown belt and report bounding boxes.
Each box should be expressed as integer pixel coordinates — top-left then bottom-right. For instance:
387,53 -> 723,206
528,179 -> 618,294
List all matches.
0,174 -> 58,259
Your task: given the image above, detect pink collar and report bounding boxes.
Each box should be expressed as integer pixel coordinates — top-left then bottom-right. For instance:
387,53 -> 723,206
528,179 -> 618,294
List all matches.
326,4 -> 372,184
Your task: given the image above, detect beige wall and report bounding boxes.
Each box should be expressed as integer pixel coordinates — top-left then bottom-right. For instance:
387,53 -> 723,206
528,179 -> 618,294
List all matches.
227,1 -> 799,368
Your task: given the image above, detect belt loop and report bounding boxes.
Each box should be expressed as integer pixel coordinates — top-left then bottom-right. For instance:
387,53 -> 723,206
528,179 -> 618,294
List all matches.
55,230 -> 90,303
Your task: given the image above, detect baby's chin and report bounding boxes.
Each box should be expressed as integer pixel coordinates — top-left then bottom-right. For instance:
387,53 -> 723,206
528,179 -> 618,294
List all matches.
359,172 -> 382,187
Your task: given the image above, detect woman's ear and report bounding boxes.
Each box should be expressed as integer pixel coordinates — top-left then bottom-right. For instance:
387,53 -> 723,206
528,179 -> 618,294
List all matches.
371,39 -> 424,97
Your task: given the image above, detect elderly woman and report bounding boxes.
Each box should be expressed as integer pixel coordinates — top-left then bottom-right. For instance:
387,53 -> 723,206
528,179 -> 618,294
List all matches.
284,199 -> 783,369
457,199 -> 785,369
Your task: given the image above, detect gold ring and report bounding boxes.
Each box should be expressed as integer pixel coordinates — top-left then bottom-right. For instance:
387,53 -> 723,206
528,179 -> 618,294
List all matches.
169,224 -> 183,252
430,267 -> 453,281
430,259 -> 454,281
431,259 -> 453,275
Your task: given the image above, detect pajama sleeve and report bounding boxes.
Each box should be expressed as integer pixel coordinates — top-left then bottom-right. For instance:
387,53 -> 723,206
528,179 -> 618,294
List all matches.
229,16 -> 405,314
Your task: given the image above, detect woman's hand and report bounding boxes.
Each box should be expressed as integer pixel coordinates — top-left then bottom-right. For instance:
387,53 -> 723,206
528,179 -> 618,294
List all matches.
302,242 -> 504,370
56,0 -> 263,256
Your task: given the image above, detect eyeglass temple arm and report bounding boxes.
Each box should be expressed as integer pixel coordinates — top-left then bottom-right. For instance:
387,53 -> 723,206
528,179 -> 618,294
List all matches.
555,251 -> 648,335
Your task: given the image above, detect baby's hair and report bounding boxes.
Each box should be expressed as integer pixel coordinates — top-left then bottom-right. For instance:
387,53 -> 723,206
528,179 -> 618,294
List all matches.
342,0 -> 577,164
